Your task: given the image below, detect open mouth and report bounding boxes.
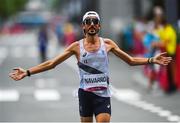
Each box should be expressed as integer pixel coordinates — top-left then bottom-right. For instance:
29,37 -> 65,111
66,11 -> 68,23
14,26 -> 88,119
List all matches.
89,29 -> 96,33
86,26 -> 98,35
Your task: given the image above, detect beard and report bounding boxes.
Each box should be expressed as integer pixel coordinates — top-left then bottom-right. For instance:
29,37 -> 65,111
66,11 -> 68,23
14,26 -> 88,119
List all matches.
87,27 -> 99,36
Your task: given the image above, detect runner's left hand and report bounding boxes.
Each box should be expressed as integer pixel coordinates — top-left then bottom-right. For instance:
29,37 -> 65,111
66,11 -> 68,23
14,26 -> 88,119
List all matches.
153,52 -> 172,65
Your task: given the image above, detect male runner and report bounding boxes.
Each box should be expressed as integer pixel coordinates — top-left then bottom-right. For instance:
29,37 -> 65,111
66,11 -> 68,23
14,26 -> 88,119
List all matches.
9,11 -> 172,122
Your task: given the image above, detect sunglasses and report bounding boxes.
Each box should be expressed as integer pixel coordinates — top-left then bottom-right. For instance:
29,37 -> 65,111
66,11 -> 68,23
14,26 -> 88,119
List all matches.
83,18 -> 100,25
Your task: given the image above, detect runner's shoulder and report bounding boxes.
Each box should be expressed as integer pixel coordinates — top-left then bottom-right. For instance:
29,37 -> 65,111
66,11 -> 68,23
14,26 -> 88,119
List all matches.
70,41 -> 79,47
67,41 -> 80,52
102,38 -> 115,45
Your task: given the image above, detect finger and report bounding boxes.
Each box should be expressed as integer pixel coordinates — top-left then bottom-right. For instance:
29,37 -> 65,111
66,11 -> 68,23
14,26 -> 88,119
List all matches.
162,59 -> 169,63
158,60 -> 168,65
166,58 -> 172,61
164,61 -> 169,64
161,62 -> 168,66
9,74 -> 13,79
10,71 -> 18,76
10,75 -> 16,80
164,61 -> 170,65
16,76 -> 22,81
12,69 -> 19,73
9,72 -> 15,76
163,58 -> 171,61
166,59 -> 172,63
13,67 -> 20,70
14,78 -> 18,81
159,52 -> 167,56
9,72 -> 16,77
163,57 -> 172,59
9,74 -> 18,81
13,76 -> 19,81
9,73 -> 14,78
165,57 -> 172,60
161,56 -> 172,61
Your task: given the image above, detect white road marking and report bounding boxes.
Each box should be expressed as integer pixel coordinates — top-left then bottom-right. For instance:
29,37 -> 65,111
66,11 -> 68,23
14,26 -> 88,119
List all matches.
0,90 -> 19,102
34,89 -> 60,101
111,86 -> 180,122
168,115 -> 180,122
157,110 -> 171,117
111,88 -> 141,101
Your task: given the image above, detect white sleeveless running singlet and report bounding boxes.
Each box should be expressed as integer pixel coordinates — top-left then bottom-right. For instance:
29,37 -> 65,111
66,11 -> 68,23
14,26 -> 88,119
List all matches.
78,37 -> 111,97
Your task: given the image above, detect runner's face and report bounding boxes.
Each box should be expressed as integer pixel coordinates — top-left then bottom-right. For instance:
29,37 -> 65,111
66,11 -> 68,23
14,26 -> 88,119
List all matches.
83,17 -> 100,36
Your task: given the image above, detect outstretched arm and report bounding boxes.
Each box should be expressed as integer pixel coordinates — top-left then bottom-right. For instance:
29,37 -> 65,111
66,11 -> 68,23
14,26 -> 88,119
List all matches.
9,42 -> 79,81
107,39 -> 172,66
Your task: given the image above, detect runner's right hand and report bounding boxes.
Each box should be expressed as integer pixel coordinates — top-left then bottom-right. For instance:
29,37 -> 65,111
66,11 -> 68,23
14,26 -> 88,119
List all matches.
9,67 -> 27,81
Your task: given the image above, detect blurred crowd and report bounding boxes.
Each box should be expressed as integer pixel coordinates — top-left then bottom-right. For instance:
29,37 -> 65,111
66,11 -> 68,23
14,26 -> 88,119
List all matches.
120,6 -> 180,94
36,17 -> 81,63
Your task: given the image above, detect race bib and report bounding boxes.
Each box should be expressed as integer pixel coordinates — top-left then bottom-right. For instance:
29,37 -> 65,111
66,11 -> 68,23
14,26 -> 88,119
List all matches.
83,74 -> 108,91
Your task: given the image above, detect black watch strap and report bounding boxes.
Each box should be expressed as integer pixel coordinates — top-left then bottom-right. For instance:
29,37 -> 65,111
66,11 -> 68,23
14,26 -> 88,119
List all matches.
26,70 -> 31,77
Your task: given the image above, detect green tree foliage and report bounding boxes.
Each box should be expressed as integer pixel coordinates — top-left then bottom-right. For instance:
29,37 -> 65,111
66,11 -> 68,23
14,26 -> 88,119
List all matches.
0,0 -> 27,19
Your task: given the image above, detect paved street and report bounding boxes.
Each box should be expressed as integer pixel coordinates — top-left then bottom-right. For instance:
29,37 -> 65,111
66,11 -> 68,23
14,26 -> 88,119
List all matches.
0,31 -> 180,122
